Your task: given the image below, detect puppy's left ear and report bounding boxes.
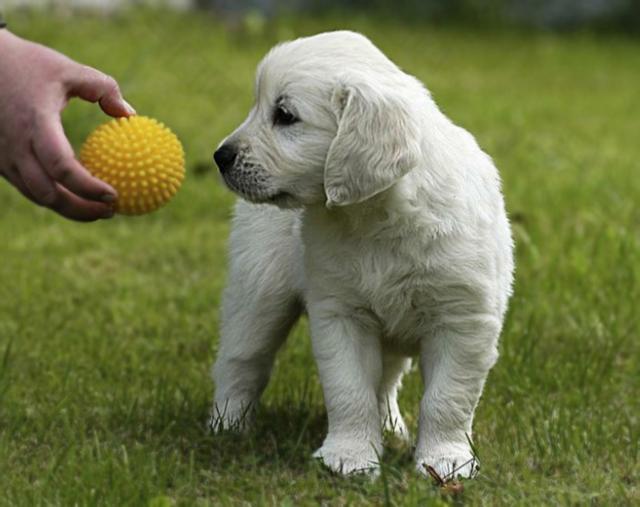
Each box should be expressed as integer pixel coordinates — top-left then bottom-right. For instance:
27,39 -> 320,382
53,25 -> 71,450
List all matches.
324,81 -> 422,207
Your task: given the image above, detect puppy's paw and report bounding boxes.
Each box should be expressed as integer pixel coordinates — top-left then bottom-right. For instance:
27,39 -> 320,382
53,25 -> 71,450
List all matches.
209,401 -> 254,433
416,446 -> 479,480
313,439 -> 381,476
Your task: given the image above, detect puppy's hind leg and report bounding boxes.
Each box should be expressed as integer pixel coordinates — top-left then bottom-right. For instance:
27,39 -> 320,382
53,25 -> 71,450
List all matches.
211,203 -> 303,432
379,354 -> 411,441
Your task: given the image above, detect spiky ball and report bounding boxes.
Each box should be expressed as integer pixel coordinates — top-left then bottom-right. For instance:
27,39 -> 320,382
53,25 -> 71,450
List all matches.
80,116 -> 185,215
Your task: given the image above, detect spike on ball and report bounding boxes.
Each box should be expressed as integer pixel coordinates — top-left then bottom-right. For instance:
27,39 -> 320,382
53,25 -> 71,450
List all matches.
80,116 -> 185,215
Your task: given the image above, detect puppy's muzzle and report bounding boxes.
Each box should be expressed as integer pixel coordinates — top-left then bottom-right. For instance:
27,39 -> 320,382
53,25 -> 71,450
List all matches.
214,144 -> 237,174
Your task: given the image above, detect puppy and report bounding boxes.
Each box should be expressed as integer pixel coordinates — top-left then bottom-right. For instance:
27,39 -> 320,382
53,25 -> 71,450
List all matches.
211,31 -> 514,479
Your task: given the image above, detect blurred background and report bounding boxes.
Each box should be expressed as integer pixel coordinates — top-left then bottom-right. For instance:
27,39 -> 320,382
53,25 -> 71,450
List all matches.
4,0 -> 640,31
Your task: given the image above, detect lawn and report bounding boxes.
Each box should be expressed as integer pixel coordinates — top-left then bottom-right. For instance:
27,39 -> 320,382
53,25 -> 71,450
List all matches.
0,8 -> 639,506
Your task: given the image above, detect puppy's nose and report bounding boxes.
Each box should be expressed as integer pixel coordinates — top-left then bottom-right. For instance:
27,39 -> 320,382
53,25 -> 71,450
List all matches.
214,144 -> 237,174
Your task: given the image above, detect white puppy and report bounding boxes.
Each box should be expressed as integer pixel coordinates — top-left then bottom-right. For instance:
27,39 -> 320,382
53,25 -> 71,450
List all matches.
211,31 -> 514,479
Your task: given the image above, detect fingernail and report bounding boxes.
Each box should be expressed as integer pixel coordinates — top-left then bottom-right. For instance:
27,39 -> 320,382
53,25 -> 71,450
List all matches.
123,100 -> 137,116
101,193 -> 116,203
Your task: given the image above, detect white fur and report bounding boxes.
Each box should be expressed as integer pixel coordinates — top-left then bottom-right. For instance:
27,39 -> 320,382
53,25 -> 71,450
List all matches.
211,31 -> 514,479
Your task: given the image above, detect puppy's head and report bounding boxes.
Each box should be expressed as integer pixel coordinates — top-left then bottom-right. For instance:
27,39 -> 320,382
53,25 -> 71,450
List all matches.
214,31 -> 426,208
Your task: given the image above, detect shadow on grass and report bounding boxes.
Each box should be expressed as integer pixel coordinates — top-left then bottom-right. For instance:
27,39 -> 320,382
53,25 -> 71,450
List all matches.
207,403 -> 329,469
102,382 -> 417,480
101,382 -> 326,470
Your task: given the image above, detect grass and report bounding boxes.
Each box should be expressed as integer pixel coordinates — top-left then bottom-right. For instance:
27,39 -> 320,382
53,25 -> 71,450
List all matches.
1,7 -> 639,506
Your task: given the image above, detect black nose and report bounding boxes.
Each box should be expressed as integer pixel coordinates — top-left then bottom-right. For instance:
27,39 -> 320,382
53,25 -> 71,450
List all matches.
214,144 -> 237,174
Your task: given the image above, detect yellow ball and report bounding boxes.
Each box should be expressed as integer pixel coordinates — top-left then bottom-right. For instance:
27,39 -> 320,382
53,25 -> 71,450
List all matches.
80,116 -> 185,215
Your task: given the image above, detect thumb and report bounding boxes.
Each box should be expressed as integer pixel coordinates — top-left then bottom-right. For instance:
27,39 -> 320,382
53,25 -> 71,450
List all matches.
66,64 -> 136,117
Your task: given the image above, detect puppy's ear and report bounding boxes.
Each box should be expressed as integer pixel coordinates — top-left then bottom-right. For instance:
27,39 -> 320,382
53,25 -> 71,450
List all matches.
324,81 -> 422,207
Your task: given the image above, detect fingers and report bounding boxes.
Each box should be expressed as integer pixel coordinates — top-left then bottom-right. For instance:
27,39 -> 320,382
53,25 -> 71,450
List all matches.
18,153 -> 59,206
9,153 -> 115,222
49,183 -> 115,222
66,64 -> 136,118
31,114 -> 117,203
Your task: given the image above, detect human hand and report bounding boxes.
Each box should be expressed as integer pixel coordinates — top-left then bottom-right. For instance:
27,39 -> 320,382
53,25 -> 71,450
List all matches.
0,29 -> 136,221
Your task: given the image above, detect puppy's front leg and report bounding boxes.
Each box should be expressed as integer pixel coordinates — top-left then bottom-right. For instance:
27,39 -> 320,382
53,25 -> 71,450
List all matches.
415,314 -> 500,479
308,302 -> 383,475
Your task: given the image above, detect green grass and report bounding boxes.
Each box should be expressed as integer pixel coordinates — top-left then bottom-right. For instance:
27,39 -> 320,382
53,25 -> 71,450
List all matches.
1,8 -> 639,506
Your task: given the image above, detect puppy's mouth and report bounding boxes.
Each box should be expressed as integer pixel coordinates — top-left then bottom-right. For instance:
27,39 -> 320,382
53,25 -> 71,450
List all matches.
218,160 -> 299,208
221,173 -> 292,206
266,191 -> 292,203
245,190 -> 294,208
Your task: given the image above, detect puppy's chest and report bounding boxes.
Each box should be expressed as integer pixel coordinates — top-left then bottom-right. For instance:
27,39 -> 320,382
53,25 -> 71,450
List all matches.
302,224 -> 437,342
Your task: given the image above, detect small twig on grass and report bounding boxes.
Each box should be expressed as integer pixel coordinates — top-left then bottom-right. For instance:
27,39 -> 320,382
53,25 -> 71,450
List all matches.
423,451 -> 480,497
424,464 -> 465,496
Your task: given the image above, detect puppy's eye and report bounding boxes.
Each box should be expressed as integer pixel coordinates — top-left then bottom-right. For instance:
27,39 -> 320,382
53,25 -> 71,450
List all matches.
273,105 -> 298,126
